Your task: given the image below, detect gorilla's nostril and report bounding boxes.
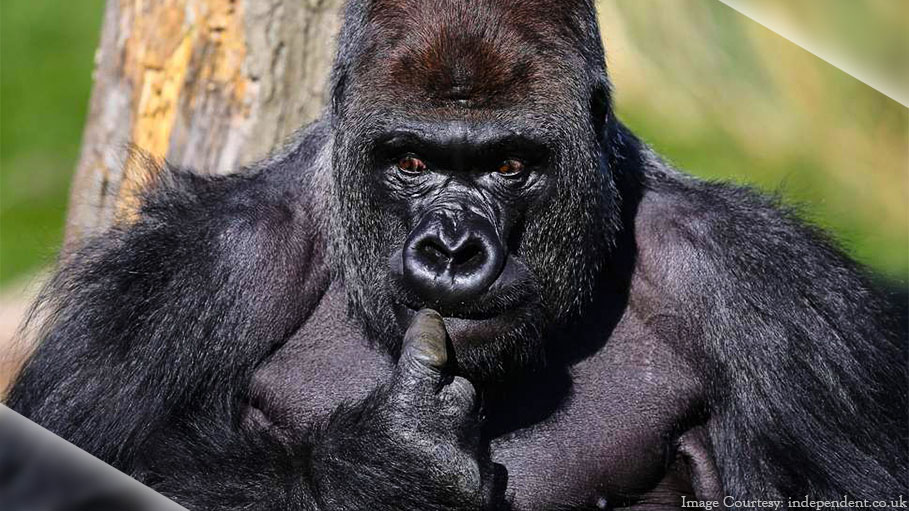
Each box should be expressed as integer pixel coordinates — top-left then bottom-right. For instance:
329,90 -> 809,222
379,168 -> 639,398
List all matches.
417,237 -> 485,271
417,239 -> 450,266
401,211 -> 506,305
451,243 -> 484,268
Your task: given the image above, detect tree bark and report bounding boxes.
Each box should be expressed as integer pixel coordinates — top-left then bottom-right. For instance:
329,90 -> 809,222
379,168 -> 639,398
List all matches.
66,0 -> 344,247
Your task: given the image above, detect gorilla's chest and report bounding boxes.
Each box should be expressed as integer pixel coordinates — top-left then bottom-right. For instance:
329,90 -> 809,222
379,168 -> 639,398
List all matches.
486,312 -> 701,509
250,286 -> 700,509
248,286 -> 393,430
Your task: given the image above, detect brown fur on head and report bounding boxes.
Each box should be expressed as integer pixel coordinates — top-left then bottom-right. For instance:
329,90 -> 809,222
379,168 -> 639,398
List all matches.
335,0 -> 609,113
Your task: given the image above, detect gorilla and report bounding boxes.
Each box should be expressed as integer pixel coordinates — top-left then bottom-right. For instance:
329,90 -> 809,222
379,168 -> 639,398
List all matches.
6,0 -> 907,509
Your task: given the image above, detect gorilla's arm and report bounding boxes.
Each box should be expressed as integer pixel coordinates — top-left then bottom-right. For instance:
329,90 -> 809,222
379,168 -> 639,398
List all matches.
8,137 -> 328,472
145,311 -> 503,510
6,126 -> 502,510
636,167 -> 908,500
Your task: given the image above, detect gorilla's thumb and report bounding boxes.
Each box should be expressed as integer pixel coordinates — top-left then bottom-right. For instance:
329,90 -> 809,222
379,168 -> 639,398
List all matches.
399,309 -> 449,380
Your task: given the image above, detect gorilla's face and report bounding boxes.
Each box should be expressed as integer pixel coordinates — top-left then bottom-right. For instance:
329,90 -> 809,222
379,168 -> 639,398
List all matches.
328,1 -> 618,380
378,117 -> 554,376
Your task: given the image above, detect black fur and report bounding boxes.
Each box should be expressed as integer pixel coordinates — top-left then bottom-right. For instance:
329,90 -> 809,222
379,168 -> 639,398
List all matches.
6,0 -> 906,509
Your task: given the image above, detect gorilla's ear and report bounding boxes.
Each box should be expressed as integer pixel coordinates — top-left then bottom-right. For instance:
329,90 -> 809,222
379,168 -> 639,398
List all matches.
590,80 -> 611,143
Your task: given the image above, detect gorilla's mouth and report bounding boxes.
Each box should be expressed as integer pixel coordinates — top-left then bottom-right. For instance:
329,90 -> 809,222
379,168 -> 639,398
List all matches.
387,249 -> 548,378
387,249 -> 540,350
392,304 -> 532,352
388,250 -> 537,320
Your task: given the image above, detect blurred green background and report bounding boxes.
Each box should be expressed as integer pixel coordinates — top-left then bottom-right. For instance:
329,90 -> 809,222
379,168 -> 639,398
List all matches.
1,1 -> 106,285
598,0 -> 907,282
1,0 -> 907,289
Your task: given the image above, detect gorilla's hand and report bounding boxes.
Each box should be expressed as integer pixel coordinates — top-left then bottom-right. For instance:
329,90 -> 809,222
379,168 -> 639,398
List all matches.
388,309 -> 504,504
310,309 -> 507,510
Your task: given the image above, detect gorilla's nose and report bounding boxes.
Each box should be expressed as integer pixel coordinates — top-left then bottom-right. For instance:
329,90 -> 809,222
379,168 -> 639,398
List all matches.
402,211 -> 505,306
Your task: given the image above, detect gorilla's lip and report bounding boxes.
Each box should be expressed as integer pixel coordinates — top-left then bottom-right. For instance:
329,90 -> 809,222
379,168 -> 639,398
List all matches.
394,299 -> 527,323
387,251 -> 538,320
393,302 -> 528,346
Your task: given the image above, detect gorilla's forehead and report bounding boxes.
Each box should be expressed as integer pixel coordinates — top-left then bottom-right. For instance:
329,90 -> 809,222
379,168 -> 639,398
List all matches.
352,0 -> 593,109
364,0 -> 592,44
340,103 -> 581,148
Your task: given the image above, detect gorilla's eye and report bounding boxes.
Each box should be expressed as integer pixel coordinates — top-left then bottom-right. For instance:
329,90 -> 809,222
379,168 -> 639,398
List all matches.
496,159 -> 525,177
396,155 -> 427,175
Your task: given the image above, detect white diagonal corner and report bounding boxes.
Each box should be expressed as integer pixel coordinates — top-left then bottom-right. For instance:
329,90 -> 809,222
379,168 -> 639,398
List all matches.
717,0 -> 908,107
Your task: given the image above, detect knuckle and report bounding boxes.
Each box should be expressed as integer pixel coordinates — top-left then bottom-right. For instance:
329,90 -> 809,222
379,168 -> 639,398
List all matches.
440,376 -> 477,415
448,376 -> 476,402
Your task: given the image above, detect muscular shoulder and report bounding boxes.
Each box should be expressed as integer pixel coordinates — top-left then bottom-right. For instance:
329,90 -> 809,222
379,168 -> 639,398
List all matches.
628,166 -> 898,337
133,119 -> 331,254
633,170 -> 842,286
57,119 -> 334,303
638,171 -> 798,254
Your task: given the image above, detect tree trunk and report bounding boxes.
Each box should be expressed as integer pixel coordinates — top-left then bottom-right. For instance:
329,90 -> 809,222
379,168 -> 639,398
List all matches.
66,0 -> 344,247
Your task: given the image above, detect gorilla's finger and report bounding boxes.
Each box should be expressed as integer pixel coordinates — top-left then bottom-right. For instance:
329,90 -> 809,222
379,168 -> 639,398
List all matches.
398,309 -> 449,380
439,376 -> 477,418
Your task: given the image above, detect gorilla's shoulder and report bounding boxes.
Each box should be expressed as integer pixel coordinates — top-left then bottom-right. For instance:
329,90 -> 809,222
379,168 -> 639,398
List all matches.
631,170 -> 858,292
95,119 -> 332,267
141,119 -> 329,222
636,173 -> 793,243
